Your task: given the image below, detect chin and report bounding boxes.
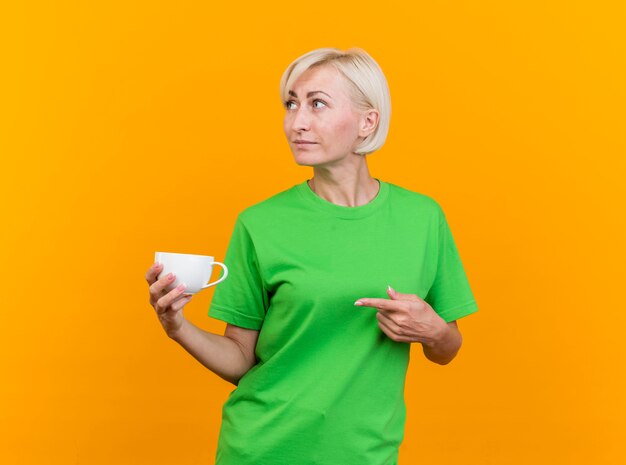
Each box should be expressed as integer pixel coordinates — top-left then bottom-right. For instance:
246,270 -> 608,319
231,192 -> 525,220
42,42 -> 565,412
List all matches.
292,153 -> 321,167
293,160 -> 317,167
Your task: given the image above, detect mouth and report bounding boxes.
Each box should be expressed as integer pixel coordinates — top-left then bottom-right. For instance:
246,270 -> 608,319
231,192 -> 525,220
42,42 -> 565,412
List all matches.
293,140 -> 318,149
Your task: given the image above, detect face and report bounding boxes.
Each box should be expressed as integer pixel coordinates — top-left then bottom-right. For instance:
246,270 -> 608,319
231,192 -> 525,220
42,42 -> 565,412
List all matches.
283,65 -> 374,168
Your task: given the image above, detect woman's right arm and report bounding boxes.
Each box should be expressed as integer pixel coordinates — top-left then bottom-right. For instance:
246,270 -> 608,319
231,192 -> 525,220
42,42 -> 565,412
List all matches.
169,321 -> 259,386
146,261 -> 259,386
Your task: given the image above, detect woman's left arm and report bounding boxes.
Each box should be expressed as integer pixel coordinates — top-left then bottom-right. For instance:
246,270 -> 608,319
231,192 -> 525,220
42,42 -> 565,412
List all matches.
421,321 -> 462,365
354,286 -> 463,365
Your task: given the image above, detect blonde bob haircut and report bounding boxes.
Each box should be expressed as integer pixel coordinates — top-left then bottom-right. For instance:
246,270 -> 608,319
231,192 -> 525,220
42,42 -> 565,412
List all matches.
279,47 -> 391,156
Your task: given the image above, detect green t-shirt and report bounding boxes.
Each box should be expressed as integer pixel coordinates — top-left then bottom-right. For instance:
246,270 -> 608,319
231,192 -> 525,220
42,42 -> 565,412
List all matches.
208,178 -> 478,465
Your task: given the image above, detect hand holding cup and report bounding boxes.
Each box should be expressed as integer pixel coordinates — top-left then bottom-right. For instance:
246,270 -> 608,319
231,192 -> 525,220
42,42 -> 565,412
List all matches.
146,262 -> 193,337
146,252 -> 229,337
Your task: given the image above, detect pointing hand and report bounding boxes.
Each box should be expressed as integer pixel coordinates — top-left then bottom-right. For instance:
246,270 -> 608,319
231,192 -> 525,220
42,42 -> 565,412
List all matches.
354,286 -> 446,345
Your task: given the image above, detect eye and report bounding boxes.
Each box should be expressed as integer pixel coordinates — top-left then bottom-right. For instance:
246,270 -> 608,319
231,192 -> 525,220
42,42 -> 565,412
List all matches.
283,99 -> 327,110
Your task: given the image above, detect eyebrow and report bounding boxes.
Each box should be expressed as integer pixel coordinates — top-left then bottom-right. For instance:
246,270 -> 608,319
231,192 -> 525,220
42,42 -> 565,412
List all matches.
288,90 -> 333,100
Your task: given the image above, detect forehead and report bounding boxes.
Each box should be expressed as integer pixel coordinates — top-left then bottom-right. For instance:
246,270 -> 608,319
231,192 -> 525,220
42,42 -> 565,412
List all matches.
289,65 -> 349,97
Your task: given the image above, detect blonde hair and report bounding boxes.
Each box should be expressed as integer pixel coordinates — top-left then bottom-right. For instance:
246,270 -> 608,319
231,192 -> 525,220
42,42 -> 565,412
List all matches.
279,47 -> 391,156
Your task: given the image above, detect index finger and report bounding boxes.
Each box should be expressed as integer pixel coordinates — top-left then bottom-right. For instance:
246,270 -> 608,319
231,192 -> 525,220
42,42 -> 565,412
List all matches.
354,298 -> 400,312
145,261 -> 163,285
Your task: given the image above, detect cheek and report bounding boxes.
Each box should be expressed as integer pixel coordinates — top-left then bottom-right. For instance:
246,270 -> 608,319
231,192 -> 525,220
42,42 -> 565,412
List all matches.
331,117 -> 359,144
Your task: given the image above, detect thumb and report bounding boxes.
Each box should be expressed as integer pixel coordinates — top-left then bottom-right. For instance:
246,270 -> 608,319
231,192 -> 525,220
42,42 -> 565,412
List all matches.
387,285 -> 422,302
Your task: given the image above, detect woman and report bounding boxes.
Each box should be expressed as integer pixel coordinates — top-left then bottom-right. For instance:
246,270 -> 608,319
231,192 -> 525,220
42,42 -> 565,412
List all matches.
145,47 -> 478,465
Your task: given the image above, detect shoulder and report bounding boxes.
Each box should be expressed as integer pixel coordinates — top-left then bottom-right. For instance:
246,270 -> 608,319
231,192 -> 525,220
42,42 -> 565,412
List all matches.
236,183 -> 301,227
385,181 -> 444,220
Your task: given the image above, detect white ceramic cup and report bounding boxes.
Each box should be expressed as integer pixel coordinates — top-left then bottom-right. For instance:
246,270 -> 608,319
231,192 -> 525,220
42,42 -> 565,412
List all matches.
154,252 -> 228,295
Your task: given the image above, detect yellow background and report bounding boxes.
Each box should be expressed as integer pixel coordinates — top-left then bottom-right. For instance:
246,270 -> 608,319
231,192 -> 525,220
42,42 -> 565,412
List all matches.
1,1 -> 624,464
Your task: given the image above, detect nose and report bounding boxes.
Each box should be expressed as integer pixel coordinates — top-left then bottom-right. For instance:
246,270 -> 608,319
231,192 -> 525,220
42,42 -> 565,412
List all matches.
289,104 -> 311,133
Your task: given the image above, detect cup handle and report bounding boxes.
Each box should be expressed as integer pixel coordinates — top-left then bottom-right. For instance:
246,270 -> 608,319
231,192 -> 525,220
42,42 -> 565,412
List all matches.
201,262 -> 229,289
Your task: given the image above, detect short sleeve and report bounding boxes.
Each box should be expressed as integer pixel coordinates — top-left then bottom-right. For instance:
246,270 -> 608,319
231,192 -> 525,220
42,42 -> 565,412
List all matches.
208,214 -> 269,330
424,206 -> 479,323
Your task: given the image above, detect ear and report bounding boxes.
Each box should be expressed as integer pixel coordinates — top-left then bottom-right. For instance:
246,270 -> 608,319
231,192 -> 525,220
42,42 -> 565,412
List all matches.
358,108 -> 380,138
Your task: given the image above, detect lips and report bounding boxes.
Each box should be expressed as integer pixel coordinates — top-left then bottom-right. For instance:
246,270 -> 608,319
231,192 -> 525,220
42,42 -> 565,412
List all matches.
294,140 -> 316,144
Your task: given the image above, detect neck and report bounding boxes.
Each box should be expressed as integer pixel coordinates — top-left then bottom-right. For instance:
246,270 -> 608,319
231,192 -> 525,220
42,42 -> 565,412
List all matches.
308,174 -> 380,207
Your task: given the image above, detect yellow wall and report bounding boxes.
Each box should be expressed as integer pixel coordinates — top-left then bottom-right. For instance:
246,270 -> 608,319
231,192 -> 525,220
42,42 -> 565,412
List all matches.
1,1 -> 624,464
